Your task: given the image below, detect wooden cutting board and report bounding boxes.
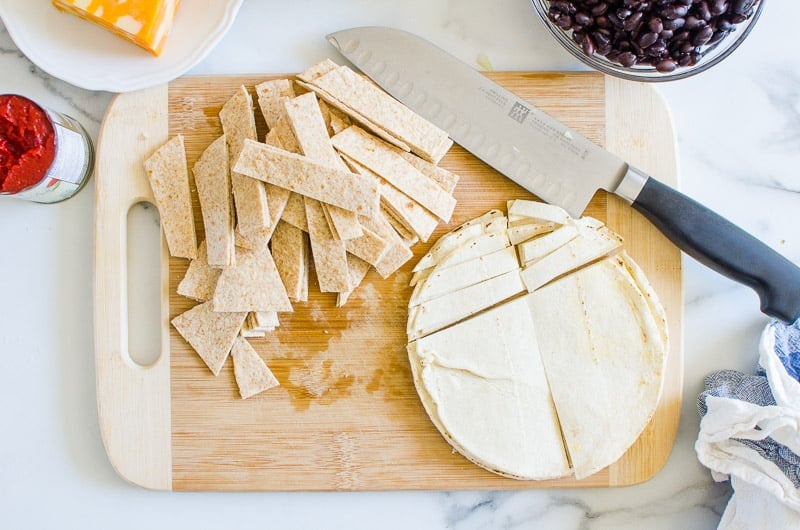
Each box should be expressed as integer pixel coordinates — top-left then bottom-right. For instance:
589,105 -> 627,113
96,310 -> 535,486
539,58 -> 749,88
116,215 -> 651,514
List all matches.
94,72 -> 682,491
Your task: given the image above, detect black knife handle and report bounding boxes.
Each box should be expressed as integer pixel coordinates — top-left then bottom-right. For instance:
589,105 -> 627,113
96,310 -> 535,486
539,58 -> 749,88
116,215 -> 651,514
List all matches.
631,177 -> 800,323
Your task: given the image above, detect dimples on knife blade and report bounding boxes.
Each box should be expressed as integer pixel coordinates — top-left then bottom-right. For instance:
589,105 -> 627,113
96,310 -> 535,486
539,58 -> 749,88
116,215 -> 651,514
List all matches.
327,27 -> 629,217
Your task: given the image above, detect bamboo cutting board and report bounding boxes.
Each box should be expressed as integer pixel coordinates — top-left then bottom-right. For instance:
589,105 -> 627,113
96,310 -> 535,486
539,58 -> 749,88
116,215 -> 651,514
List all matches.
94,72 -> 683,491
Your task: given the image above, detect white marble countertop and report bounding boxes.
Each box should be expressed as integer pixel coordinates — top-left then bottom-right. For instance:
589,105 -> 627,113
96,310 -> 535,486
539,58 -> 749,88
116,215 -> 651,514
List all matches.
1,1 -> 797,528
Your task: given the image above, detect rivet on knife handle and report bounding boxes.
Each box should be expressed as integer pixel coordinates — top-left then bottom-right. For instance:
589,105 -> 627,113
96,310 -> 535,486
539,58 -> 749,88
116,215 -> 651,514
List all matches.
628,176 -> 800,323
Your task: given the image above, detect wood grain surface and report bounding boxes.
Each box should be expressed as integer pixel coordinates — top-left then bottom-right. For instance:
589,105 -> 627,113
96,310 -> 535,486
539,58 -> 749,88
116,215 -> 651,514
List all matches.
94,72 -> 682,491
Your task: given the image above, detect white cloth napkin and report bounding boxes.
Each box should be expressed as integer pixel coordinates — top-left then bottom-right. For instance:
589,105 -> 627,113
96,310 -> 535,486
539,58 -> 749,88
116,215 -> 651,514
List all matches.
696,320 -> 800,529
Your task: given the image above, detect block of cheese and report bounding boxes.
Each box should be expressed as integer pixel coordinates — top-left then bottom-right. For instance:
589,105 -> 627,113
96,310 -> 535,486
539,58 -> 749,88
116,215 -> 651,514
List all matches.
52,0 -> 181,56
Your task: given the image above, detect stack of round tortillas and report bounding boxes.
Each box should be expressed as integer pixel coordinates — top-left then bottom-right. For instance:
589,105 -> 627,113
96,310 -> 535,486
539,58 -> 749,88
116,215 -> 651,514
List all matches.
406,200 -> 668,480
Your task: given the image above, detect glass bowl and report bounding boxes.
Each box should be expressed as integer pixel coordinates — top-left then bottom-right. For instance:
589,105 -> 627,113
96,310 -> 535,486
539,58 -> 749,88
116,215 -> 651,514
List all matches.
530,0 -> 765,82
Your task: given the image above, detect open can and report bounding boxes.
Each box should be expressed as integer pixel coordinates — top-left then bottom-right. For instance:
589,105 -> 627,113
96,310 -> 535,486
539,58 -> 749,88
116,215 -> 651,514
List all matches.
0,94 -> 94,203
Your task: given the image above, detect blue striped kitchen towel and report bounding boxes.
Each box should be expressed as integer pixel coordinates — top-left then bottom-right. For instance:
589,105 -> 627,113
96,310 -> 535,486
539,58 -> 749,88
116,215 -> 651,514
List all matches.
696,319 -> 800,530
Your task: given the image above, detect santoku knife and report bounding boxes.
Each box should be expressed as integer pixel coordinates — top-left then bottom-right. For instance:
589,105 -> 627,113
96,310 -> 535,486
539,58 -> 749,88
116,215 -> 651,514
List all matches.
327,26 -> 800,323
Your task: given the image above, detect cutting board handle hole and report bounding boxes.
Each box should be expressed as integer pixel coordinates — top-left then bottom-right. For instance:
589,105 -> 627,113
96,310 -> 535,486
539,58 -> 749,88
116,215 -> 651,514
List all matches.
126,201 -> 163,367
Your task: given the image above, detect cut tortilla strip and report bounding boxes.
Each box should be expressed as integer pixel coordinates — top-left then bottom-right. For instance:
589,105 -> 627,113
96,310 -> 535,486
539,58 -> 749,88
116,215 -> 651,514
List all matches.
280,192 -> 308,232
397,151 -> 460,194
344,155 -> 440,242
326,206 -> 362,240
231,337 -> 280,399
618,251 -> 669,349
177,241 -> 222,302
295,79 -> 412,154
508,221 -> 556,245
374,238 -> 414,279
251,310 -> 280,330
258,86 -> 296,243
518,224 -> 581,265
520,226 -> 622,292
410,230 -> 511,288
381,205 -> 420,246
410,246 -> 520,307
171,301 -> 246,376
328,107 -> 351,135
297,59 -> 339,83
369,212 -> 415,278
271,117 -> 302,155
413,210 -> 506,273
234,139 -> 379,217
437,231 -> 512,270
527,257 -> 667,479
212,245 -> 293,313
220,86 -> 271,248
332,126 -> 455,222
343,225 -> 391,267
408,295 -> 570,480
241,315 -> 267,338
283,92 -> 363,240
283,92 -> 348,169
193,135 -> 235,267
507,199 -> 571,225
337,254 -> 372,307
255,78 -> 295,130
220,86 -> 259,159
407,269 -> 526,340
304,197 -> 350,293
143,134 -> 197,259
344,214 -> 394,267
311,65 -> 452,163
264,185 -> 291,242
271,220 -> 309,302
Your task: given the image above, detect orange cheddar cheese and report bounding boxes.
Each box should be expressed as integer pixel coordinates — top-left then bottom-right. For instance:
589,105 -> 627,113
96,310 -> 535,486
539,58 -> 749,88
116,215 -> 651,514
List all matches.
52,0 -> 181,57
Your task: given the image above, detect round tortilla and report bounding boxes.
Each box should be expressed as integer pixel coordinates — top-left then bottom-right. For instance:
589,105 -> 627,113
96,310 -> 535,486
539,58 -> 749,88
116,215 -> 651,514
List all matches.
406,207 -> 668,481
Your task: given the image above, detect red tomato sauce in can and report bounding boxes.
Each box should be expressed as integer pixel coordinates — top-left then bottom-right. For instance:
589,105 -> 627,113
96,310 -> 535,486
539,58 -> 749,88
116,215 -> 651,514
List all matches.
0,94 -> 93,203
0,94 -> 57,194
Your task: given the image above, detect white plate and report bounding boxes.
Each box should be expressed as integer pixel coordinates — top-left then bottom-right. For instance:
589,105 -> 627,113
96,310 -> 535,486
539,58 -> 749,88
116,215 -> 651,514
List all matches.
0,0 -> 243,92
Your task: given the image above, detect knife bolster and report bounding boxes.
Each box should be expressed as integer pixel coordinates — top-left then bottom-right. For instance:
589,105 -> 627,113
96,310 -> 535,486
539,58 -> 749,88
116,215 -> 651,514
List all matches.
615,166 -> 650,204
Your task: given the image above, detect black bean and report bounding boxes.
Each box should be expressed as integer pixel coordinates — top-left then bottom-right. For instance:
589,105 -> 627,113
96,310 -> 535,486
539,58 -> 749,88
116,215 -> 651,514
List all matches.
624,11 -> 644,31
661,5 -> 688,19
582,35 -> 597,55
607,12 -> 624,28
663,17 -> 686,30
543,0 -> 760,72
656,59 -> 677,72
684,16 -> 706,30
707,29 -> 729,45
637,31 -> 659,47
710,0 -> 728,16
575,11 -> 594,25
647,41 -> 668,56
595,15 -> 612,28
648,16 -> 664,33
551,0 -> 575,13
692,25 -> 715,46
717,18 -> 734,31
618,51 -> 638,66
696,1 -> 712,20
593,30 -> 612,47
554,14 -> 574,29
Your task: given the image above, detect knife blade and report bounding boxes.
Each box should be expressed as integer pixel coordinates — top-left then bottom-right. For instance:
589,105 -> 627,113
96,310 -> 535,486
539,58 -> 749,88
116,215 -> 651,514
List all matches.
327,26 -> 800,323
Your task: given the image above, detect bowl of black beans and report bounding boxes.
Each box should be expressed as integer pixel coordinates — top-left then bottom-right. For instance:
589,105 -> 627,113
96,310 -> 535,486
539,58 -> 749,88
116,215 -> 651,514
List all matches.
531,0 -> 764,81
